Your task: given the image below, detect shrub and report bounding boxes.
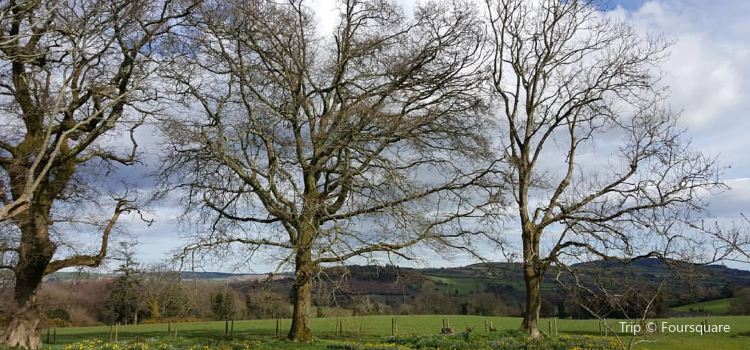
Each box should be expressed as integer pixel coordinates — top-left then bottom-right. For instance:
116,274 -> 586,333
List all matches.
46,308 -> 71,322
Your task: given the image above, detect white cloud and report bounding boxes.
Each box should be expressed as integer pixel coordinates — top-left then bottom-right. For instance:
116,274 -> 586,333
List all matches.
622,1 -> 749,128
609,0 -> 750,221
707,178 -> 750,218
308,0 -> 338,37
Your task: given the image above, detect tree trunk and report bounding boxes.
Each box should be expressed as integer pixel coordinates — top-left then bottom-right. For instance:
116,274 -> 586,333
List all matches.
288,249 -> 314,341
522,263 -> 543,338
2,300 -> 43,350
521,225 -> 544,339
3,216 -> 55,349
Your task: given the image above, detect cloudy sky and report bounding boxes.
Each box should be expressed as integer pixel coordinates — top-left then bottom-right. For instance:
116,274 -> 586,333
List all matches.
103,0 -> 750,273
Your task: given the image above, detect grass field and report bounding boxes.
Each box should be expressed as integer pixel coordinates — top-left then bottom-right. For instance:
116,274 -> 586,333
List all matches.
671,298 -> 736,315
14,315 -> 750,350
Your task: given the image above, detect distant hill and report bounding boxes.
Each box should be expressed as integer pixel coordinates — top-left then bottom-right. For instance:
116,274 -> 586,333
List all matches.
43,270 -> 289,282
181,271 -> 291,282
306,259 -> 750,316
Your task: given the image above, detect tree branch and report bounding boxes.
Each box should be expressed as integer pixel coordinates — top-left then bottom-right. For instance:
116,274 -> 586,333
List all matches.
44,198 -> 133,274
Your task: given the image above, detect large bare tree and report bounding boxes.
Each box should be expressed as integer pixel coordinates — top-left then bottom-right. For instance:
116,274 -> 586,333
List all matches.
0,0 -> 193,347
159,0 -> 498,341
484,0 -> 722,338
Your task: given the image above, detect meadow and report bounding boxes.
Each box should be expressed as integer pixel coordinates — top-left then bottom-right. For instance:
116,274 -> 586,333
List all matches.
671,298 -> 736,315
11,315 -> 750,350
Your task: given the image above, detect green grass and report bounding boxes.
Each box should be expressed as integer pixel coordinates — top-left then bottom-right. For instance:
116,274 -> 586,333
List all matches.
425,276 -> 490,294
424,274 -> 557,295
12,315 -> 750,350
672,298 -> 736,315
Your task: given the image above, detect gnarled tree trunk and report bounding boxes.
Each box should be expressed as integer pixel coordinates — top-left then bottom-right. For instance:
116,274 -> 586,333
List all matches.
2,218 -> 54,349
3,299 -> 43,350
288,249 -> 314,341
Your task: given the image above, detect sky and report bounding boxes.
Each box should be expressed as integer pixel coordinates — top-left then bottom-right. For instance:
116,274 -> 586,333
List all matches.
91,0 -> 750,273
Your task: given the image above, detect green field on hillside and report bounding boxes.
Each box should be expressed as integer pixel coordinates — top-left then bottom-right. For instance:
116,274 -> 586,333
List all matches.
6,315 -> 750,350
672,298 -> 736,315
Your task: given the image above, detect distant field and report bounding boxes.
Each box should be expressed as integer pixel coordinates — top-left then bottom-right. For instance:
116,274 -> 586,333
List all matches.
672,298 -> 736,315
425,275 -> 492,293
12,315 -> 750,350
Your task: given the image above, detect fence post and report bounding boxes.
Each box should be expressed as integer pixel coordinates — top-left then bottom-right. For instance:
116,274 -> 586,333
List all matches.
554,317 -> 558,336
604,319 -> 608,336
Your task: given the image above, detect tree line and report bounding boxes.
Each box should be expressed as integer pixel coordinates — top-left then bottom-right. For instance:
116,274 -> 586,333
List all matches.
7,255 -> 750,330
1,0 -> 748,349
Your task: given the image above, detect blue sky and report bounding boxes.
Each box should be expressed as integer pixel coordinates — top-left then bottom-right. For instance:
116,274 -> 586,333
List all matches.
97,0 -> 750,273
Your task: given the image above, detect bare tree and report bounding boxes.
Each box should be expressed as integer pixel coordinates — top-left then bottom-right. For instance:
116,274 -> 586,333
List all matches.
140,267 -> 191,321
694,215 -> 750,264
159,0 -> 498,341
484,0 -> 722,338
556,263 -> 668,350
0,0 -> 194,347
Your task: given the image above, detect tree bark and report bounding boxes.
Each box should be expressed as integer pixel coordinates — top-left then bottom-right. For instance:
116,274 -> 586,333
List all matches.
288,249 -> 314,341
2,297 -> 43,350
521,226 -> 544,339
522,262 -> 543,338
2,219 -> 54,349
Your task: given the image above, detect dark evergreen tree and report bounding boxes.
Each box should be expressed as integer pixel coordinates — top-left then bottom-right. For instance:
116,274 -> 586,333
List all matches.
103,242 -> 143,324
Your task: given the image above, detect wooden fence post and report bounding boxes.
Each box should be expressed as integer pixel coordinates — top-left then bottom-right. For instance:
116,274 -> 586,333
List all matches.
554,317 -> 558,336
